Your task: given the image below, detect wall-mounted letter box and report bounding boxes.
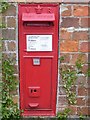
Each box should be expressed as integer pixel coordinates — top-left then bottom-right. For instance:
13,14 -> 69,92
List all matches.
18,4 -> 59,116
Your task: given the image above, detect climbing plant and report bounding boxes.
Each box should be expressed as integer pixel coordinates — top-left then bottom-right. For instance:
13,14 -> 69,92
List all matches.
2,59 -> 21,120
57,108 -> 71,120
60,54 -> 85,105
57,55 -> 86,119
60,65 -> 77,105
0,2 -> 21,119
0,2 -> 10,13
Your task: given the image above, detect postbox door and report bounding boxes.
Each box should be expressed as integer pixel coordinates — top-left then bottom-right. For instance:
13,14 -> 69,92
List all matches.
24,57 -> 52,109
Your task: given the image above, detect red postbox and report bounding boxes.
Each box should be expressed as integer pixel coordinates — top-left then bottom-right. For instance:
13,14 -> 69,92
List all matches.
18,4 -> 59,116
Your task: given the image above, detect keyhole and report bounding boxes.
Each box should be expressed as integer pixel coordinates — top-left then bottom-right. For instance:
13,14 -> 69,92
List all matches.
34,89 -> 37,92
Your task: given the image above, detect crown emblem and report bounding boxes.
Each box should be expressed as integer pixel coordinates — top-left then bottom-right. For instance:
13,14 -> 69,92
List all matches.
35,5 -> 43,14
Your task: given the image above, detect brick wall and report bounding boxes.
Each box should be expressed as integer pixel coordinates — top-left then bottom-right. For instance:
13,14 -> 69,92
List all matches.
1,1 -> 90,117
2,3 -> 19,105
58,3 -> 90,115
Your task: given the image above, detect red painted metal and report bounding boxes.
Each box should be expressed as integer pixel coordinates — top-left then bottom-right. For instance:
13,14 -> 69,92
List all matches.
18,4 -> 59,116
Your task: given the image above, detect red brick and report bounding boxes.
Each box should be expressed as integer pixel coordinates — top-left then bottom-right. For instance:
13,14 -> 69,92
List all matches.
86,97 -> 90,106
60,64 -> 74,71
59,75 -> 64,85
61,17 -> 79,28
68,105 -> 77,115
81,18 -> 90,28
58,96 -> 68,105
60,53 -> 70,63
77,107 -> 89,115
2,53 -> 16,63
61,6 -> 72,16
14,74 -> 19,81
88,106 -> 90,116
12,96 -> 19,104
70,53 -> 88,64
7,41 -> 16,51
71,86 -> 76,93
60,29 -> 71,40
2,29 -> 15,40
82,64 -> 88,74
88,77 -> 90,85
73,31 -> 88,40
2,5 -> 16,16
10,89 -> 18,95
77,97 -> 86,106
7,17 -> 16,28
80,42 -> 90,52
76,76 -> 87,86
87,88 -> 90,98
14,65 -> 18,74
78,87 -> 87,96
73,6 -> 88,16
60,40 -> 78,52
